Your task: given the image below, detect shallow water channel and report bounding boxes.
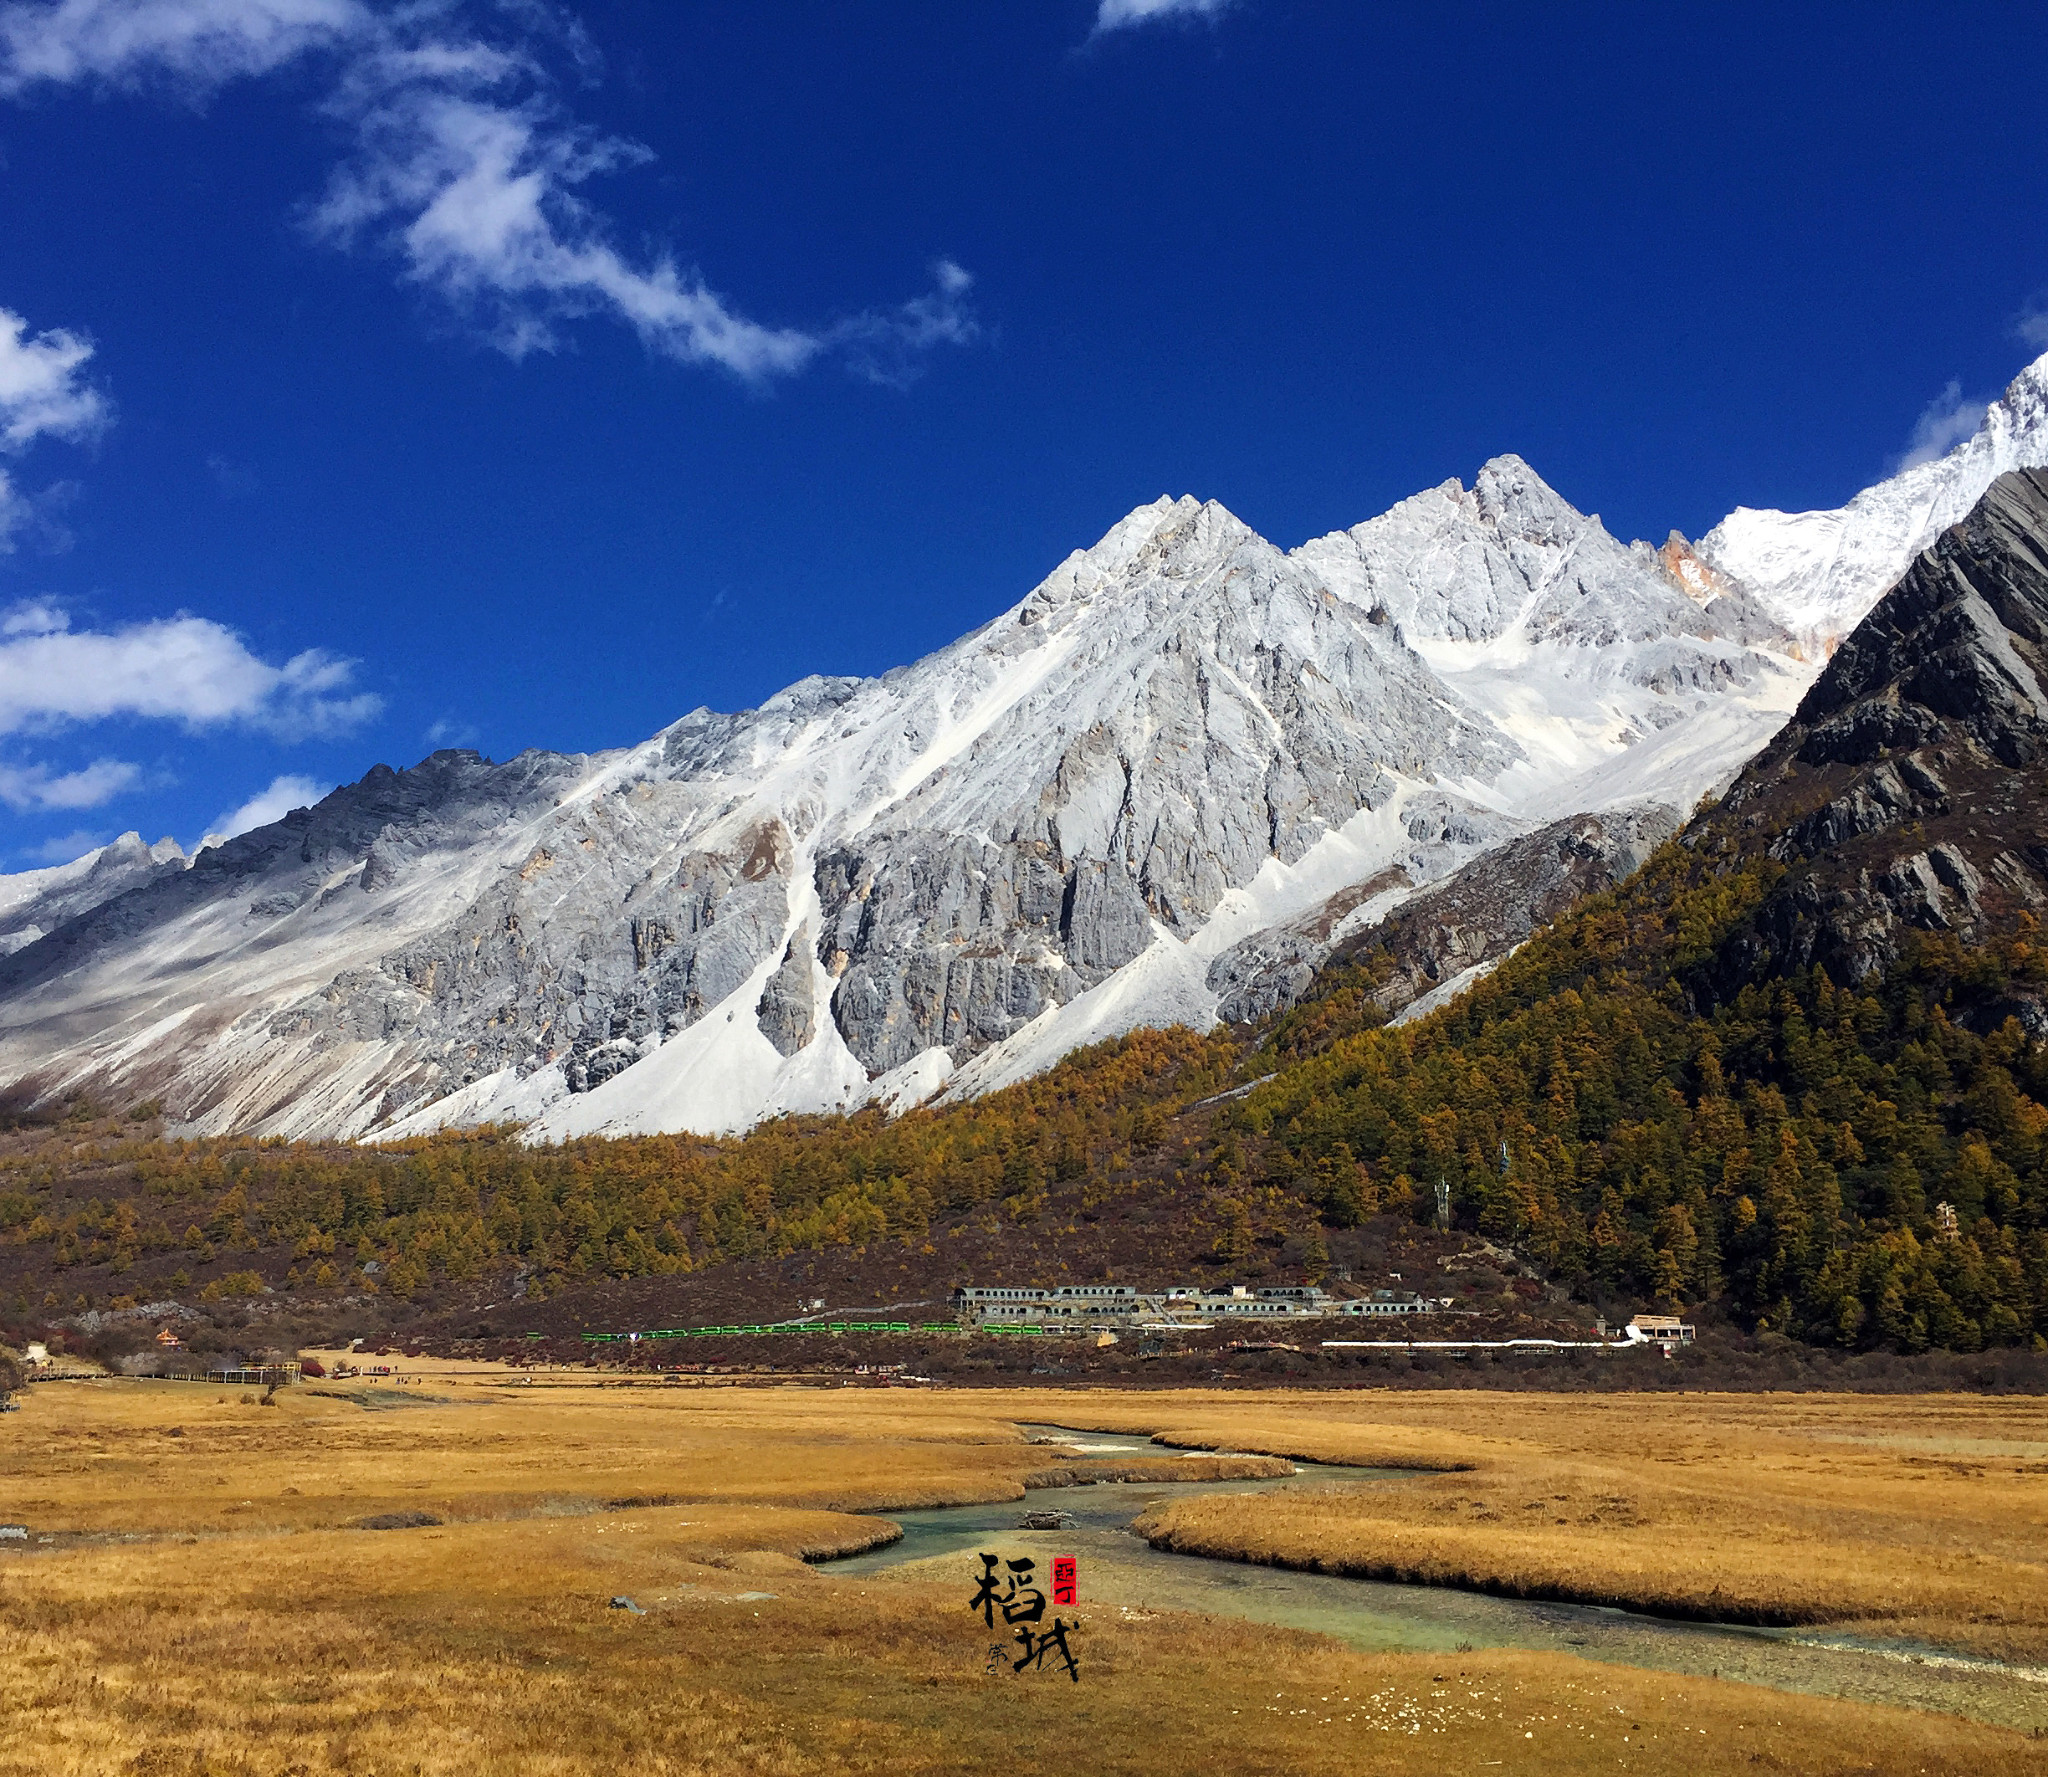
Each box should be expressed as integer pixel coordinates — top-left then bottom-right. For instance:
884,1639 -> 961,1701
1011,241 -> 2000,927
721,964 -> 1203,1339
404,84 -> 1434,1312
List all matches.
824,1425 -> 2047,1732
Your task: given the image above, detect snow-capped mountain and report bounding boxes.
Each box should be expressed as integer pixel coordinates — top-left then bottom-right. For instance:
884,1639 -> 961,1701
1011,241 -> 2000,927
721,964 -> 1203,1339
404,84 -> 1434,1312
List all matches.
0,459 -> 1808,1142
1695,351 -> 2048,650
9,357 -> 2045,1146
0,831 -> 186,958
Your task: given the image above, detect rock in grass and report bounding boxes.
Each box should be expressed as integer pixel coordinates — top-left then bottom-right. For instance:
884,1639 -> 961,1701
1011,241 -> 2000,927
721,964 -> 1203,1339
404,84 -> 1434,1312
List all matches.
609,1596 -> 645,1614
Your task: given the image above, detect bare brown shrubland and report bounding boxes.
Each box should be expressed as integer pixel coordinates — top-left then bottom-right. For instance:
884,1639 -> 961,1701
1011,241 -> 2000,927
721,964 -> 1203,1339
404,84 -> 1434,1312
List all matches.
2,1379 -> 2045,1774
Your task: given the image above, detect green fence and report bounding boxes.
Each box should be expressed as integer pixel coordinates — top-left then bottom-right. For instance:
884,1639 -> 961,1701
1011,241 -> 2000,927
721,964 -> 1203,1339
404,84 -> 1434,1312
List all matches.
580,1319 -> 954,1343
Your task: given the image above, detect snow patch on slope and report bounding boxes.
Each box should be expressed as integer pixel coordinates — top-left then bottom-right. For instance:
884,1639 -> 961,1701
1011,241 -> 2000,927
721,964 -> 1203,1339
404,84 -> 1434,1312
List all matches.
1388,954 -> 1508,1027
940,926 -> 1219,1103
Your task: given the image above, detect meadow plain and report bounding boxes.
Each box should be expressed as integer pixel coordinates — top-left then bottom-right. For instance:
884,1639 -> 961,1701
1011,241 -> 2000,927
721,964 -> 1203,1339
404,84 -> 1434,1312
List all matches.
1,1372 -> 2044,1775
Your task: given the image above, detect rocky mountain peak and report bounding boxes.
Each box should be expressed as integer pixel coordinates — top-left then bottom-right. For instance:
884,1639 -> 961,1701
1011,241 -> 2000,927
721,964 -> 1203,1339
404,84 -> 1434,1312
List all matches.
1469,451 -> 1587,543
1709,467 -> 2048,1004
0,438 -> 1835,1144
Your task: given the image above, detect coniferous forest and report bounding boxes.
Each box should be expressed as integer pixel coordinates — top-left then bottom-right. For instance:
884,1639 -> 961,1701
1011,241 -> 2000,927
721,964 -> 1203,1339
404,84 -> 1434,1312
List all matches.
3,827 -> 2045,1356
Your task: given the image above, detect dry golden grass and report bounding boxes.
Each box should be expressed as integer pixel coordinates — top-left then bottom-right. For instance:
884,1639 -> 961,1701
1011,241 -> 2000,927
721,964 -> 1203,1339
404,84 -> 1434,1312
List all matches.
1040,1392 -> 2048,1663
2,1378 -> 2045,1775
0,1375 -> 1277,1537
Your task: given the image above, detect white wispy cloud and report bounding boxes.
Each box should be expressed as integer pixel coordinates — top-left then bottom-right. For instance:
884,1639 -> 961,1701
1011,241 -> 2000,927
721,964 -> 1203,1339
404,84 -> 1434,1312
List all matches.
0,0 -> 361,96
0,601 -> 380,738
0,0 -> 977,382
23,824 -> 111,862
0,303 -> 107,549
310,48 -> 825,378
210,770 -> 328,839
1895,378 -> 1989,472
2017,297 -> 2048,354
0,754 -> 138,809
1094,0 -> 1235,33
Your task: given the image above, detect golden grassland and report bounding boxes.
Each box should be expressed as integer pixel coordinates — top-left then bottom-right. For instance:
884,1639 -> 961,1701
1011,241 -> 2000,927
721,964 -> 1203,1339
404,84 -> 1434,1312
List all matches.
2,1375 -> 2045,1775
0,1367 -> 1285,1536
1042,1391 -> 2048,1664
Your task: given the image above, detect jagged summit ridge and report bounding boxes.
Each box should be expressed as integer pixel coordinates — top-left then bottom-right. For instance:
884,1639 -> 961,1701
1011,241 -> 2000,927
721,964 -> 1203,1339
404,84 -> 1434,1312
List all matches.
0,453 -> 1834,1141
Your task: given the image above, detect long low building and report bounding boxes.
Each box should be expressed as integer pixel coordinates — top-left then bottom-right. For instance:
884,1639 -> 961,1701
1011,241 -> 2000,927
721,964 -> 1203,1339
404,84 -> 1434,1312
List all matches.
951,1283 -> 1450,1323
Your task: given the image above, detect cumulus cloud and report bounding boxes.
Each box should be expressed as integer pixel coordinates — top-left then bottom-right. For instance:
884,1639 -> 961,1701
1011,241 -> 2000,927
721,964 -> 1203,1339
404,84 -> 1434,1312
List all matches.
0,307 -> 106,447
0,0 -> 977,382
1094,0 -> 1235,32
209,770 -> 328,839
0,754 -> 138,809
1896,378 -> 1989,472
0,303 -> 107,549
0,600 -> 380,738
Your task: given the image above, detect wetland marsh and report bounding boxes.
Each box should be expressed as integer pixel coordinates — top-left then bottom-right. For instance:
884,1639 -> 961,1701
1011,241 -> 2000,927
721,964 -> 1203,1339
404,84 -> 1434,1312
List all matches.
2,1372 -> 2043,1774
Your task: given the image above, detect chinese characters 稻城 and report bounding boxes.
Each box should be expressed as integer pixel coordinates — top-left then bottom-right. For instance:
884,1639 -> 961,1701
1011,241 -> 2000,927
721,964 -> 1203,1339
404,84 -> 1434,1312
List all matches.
969,1552 -> 1079,1681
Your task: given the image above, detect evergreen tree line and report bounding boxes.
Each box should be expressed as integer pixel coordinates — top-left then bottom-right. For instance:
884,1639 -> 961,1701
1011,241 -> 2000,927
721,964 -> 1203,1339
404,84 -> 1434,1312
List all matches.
1248,842 -> 2048,1352
5,834 -> 2047,1353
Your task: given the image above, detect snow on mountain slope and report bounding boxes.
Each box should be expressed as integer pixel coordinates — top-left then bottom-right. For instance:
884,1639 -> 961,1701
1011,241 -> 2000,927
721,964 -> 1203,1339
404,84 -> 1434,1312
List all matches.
1696,351 -> 2048,651
1294,453 -> 1809,821
0,832 -> 187,958
0,464 -> 1820,1141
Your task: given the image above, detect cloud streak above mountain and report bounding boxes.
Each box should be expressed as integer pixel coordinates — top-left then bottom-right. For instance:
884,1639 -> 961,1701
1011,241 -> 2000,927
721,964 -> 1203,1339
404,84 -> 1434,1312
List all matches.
0,602 -> 380,739
1897,378 -> 1990,472
0,0 -> 975,381
0,756 -> 138,811
209,771 -> 329,841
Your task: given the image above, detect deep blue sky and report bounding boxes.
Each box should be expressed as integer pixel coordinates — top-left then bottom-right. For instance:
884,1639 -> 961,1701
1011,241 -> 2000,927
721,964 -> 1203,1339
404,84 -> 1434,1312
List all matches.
0,0 -> 2044,861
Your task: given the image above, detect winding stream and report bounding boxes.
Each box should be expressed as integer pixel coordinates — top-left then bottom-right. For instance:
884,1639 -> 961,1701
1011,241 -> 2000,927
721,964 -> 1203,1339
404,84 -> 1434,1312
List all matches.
825,1425 -> 2047,1733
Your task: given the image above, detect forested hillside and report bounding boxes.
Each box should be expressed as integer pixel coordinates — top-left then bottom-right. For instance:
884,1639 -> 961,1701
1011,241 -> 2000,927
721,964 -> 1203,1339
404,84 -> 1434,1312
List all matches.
1253,850 -> 2048,1350
7,473 -> 2048,1359
0,1026 -> 1236,1316
3,862 -> 2044,1355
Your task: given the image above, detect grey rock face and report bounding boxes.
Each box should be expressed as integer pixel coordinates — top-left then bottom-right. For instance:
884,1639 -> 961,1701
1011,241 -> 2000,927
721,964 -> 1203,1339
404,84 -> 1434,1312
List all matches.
1795,469 -> 2048,768
1707,468 -> 2048,997
288,804 -> 803,1107
818,836 -> 1077,1074
0,468 -> 1819,1138
360,841 -> 401,893
758,927 -> 817,1058
1209,803 -> 1678,1024
1342,805 -> 1679,1017
805,498 -> 1516,1075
